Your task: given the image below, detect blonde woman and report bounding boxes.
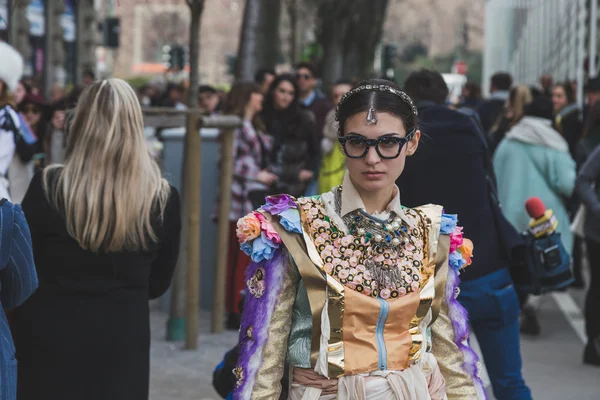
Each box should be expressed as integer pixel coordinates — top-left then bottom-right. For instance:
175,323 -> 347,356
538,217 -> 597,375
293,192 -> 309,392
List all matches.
489,85 -> 532,153
12,79 -> 181,400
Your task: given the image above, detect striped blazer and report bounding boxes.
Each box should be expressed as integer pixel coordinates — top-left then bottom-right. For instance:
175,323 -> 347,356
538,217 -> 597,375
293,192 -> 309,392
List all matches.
0,198 -> 38,400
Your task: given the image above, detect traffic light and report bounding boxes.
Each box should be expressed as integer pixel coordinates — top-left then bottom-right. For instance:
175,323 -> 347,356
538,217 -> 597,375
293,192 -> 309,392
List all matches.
103,17 -> 120,48
162,45 -> 186,69
382,44 -> 397,79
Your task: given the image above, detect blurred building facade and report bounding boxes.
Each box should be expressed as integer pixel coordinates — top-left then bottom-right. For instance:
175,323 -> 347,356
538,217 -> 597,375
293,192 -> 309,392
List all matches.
98,0 -> 244,84
0,0 -> 97,94
484,0 -> 600,101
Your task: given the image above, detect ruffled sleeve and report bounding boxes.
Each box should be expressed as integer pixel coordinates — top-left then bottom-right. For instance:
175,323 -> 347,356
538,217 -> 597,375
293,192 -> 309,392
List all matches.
431,214 -> 486,400
234,195 -> 303,400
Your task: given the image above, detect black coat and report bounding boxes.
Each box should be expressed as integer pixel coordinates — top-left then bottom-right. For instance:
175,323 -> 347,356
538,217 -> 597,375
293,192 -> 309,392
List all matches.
477,98 -> 506,134
262,108 -> 319,197
12,172 -> 181,400
397,104 -> 505,281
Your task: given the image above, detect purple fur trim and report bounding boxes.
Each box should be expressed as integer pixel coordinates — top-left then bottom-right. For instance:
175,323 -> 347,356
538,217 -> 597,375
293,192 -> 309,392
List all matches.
446,267 -> 488,399
234,249 -> 287,400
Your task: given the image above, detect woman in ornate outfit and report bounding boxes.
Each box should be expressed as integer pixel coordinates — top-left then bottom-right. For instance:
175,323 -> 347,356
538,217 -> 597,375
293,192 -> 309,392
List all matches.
234,79 -> 485,400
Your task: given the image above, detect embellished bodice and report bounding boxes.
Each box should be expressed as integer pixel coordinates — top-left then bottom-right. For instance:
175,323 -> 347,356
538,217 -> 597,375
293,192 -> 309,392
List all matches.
297,196 -> 433,300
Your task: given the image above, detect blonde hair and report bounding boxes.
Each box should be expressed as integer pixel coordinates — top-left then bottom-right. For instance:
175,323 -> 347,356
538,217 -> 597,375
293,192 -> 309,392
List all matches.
490,84 -> 532,133
44,78 -> 170,252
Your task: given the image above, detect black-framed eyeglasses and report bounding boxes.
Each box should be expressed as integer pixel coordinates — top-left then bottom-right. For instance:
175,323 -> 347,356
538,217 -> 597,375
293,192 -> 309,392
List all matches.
338,129 -> 416,159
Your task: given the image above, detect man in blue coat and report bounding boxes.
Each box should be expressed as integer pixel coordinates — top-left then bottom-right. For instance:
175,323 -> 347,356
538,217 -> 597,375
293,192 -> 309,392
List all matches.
0,198 -> 38,399
398,69 -> 532,400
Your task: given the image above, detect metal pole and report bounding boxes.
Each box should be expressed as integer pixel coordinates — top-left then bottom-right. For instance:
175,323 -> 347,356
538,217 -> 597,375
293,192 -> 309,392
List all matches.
590,0 -> 598,78
212,127 -> 236,334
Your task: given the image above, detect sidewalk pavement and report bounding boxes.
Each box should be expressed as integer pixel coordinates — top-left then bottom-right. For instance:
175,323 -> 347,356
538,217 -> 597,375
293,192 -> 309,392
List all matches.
149,308 -> 237,400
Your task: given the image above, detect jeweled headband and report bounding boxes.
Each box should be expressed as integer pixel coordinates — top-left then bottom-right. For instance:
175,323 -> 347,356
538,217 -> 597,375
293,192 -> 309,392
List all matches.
335,84 -> 418,123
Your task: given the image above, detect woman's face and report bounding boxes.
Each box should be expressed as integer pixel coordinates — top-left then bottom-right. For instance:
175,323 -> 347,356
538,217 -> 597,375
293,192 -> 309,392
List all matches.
248,91 -> 264,113
14,83 -> 26,104
552,86 -> 568,112
22,104 -> 42,126
273,81 -> 295,110
343,111 -> 420,194
331,84 -> 352,106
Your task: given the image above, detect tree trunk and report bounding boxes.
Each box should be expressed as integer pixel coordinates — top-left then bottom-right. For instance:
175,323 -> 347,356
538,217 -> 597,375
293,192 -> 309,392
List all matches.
317,0 -> 355,89
342,0 -> 389,80
236,0 -> 282,81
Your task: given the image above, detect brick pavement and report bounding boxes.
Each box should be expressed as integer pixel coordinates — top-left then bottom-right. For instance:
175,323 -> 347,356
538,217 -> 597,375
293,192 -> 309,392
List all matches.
149,308 -> 237,400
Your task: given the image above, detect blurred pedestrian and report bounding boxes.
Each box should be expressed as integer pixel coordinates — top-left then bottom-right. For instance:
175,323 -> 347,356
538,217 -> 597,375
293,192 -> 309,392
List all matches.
0,198 -> 39,400
575,145 -> 600,367
8,94 -> 47,203
400,69 -> 532,400
540,74 -> 554,98
161,83 -> 186,109
489,85 -> 533,153
553,82 -> 583,158
295,62 -> 332,137
254,67 -> 276,95
219,81 -> 274,329
12,79 -> 181,400
477,72 -> 513,134
13,80 -> 30,107
494,97 -> 575,254
0,42 -> 27,201
318,78 -> 352,194
262,74 -> 319,197
459,81 -> 483,110
44,99 -> 68,165
198,85 -> 221,115
82,69 -> 95,86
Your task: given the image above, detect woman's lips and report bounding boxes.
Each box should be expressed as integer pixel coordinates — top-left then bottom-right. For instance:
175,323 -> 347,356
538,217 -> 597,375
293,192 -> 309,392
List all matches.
362,171 -> 385,179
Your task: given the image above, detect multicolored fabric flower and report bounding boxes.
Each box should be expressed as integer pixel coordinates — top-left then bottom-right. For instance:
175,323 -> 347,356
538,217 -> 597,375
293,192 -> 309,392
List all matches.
261,194 -> 297,215
250,232 -> 280,263
237,213 -> 261,243
240,242 -> 253,256
449,226 -> 464,253
440,214 -> 458,234
458,238 -> 474,266
254,212 -> 282,244
449,251 -> 467,271
278,208 -> 302,234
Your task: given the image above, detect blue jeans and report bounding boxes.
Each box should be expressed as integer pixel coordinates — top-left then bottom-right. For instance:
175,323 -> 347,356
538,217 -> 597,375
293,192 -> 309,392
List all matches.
458,268 -> 532,400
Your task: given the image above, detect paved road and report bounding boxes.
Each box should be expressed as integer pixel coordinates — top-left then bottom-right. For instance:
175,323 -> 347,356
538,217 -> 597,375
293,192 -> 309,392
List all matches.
149,286 -> 600,400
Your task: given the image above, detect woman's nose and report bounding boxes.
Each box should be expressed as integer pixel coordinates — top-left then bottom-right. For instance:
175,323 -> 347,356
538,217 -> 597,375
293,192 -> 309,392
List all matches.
364,146 -> 381,165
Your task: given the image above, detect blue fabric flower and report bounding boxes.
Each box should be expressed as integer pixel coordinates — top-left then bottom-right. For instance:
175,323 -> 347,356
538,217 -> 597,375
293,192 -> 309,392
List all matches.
240,242 -> 253,256
251,232 -> 280,263
449,251 -> 467,271
279,209 -> 302,234
441,214 -> 458,235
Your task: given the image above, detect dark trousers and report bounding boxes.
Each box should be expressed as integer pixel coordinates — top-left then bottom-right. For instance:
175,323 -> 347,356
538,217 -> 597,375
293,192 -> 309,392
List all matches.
585,239 -> 600,341
459,268 -> 532,400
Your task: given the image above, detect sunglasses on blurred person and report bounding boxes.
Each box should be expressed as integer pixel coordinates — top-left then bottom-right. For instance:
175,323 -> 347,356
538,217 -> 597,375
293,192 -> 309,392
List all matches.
23,106 -> 41,115
296,73 -> 314,81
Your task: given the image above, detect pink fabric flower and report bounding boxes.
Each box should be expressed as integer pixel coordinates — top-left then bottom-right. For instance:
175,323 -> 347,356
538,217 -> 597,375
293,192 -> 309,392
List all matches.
380,288 -> 391,299
398,287 -> 407,296
449,227 -> 464,253
254,212 -> 281,244
324,263 -> 334,274
349,257 -> 359,267
339,269 -> 350,279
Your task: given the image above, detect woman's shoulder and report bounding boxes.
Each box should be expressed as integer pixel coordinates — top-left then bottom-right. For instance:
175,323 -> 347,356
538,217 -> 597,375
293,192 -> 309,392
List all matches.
237,194 -> 304,263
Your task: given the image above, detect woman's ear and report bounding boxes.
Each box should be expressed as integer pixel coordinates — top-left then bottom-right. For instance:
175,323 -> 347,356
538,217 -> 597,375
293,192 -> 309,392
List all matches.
405,130 -> 421,156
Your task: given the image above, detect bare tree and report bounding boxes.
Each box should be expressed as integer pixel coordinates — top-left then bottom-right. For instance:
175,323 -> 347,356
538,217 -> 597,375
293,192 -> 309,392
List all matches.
236,0 -> 282,81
